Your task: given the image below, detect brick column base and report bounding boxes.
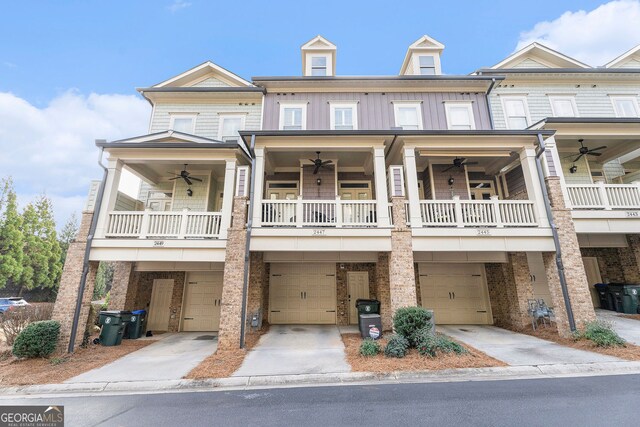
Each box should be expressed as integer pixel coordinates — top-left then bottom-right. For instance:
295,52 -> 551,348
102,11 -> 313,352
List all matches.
108,262 -> 137,311
376,252 -> 392,331
388,197 -> 417,324
246,252 -> 266,335
485,253 -> 533,329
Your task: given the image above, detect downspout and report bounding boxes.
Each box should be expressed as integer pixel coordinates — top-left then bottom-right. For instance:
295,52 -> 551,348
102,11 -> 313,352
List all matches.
239,134 -> 256,349
485,78 -> 497,129
68,146 -> 108,353
534,133 -> 577,332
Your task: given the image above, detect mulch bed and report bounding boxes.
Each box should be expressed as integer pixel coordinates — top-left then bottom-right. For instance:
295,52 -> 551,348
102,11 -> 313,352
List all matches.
0,337 -> 154,387
341,333 -> 506,372
621,314 -> 640,321
185,326 -> 269,379
510,324 -> 640,361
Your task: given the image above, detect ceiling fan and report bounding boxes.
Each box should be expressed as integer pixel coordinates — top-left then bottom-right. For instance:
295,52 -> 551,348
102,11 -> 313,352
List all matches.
442,157 -> 478,172
306,152 -> 334,175
168,164 -> 202,186
569,139 -> 607,162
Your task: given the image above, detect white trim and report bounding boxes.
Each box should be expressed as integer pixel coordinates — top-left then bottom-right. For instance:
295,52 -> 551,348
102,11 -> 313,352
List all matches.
329,101 -> 358,130
499,96 -> 531,129
392,101 -> 423,130
278,102 -> 308,130
169,113 -> 198,134
605,44 -> 640,68
548,95 -> 579,117
216,113 -> 246,141
610,95 -> 640,118
490,42 -> 590,69
399,35 -> 445,75
305,53 -> 332,77
443,101 -> 476,130
154,61 -> 253,88
411,54 -> 441,76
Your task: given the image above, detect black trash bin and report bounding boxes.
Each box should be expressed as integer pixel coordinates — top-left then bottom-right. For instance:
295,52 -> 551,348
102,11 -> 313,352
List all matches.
608,283 -> 625,313
594,283 -> 610,310
124,309 -> 146,339
97,311 -> 131,346
359,314 -> 382,339
355,299 -> 380,315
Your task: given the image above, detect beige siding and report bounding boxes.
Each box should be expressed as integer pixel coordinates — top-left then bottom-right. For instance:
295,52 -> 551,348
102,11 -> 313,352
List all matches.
171,174 -> 209,211
512,58 -> 550,68
559,156 -> 592,184
114,192 -> 141,211
191,77 -> 231,87
615,59 -> 640,69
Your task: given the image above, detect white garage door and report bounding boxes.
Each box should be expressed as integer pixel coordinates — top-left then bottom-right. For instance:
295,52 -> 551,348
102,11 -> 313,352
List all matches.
418,263 -> 492,325
269,263 -> 336,324
182,272 -> 223,332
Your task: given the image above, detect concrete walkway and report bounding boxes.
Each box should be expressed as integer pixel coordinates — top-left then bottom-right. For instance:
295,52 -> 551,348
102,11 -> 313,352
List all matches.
66,332 -> 218,383
438,325 -> 621,366
233,325 -> 350,376
597,309 -> 640,346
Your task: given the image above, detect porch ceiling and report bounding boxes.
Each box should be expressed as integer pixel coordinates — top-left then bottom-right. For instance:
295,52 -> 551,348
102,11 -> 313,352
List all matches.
555,137 -> 640,164
124,161 -> 227,185
266,149 -> 373,171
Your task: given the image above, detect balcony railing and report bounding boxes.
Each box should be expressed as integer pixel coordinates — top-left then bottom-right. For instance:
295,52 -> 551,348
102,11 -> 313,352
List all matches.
418,196 -> 537,227
261,198 -> 378,227
105,210 -> 223,238
567,183 -> 640,210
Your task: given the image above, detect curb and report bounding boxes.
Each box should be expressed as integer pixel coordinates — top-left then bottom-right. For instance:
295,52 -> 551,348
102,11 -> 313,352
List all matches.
3,361 -> 640,397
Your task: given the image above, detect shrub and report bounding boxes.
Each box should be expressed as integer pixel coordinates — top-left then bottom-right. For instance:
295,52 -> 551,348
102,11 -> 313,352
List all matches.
0,304 -> 54,346
359,338 -> 381,357
581,320 -> 626,348
12,320 -> 60,359
393,307 -> 433,346
416,333 -> 467,357
384,334 -> 409,358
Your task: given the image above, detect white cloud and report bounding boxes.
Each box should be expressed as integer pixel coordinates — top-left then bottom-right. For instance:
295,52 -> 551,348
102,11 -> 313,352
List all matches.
0,91 -> 150,229
167,0 -> 192,13
516,0 -> 640,66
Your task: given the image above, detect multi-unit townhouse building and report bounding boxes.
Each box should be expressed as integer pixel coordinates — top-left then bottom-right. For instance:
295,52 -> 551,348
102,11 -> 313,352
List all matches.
52,35 -> 640,352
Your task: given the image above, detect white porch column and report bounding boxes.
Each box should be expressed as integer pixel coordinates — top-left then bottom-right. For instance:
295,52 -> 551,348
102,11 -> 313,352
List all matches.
541,136 -> 571,204
219,159 -> 237,240
403,147 -> 422,228
94,158 -> 123,238
251,148 -> 265,228
519,147 -> 550,227
373,147 -> 390,227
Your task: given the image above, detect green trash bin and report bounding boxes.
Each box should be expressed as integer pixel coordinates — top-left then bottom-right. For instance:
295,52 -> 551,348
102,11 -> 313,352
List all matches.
124,309 -> 146,339
98,311 -> 131,346
621,285 -> 640,314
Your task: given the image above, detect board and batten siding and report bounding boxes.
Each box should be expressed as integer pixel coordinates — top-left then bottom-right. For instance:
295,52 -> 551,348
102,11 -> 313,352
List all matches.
262,92 -> 492,130
150,102 -> 262,139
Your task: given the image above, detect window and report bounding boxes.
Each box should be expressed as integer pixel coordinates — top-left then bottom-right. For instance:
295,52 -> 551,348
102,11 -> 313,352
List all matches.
279,103 -> 307,130
501,97 -> 530,129
169,114 -> 197,133
311,56 -> 327,76
418,55 -> 436,75
549,96 -> 578,117
444,102 -> 475,130
217,114 -> 245,141
393,102 -> 423,130
611,96 -> 640,117
329,102 -> 358,130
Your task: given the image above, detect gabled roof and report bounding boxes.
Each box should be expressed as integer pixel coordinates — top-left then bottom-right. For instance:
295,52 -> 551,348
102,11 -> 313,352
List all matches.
399,35 -> 445,75
150,61 -> 254,88
301,35 -> 337,76
490,43 -> 591,69
605,44 -> 640,68
301,35 -> 336,51
96,130 -> 242,149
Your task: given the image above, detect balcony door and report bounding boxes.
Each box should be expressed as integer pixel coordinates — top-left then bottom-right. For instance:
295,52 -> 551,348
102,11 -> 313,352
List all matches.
266,181 -> 299,200
469,181 -> 495,200
339,182 -> 371,200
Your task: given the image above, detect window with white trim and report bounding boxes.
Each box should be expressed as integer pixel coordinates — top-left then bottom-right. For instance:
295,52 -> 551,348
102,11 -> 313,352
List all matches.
329,102 -> 358,130
444,102 -> 475,130
169,114 -> 197,133
501,97 -> 530,129
393,102 -> 423,130
611,96 -> 640,117
217,114 -> 245,141
311,56 -> 327,76
549,96 -> 578,117
418,55 -> 436,75
279,103 -> 307,130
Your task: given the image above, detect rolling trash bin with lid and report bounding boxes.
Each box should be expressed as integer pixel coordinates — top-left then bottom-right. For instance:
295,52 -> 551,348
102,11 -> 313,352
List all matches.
96,311 -> 132,346
355,299 -> 382,339
594,283 -> 610,310
124,309 -> 147,339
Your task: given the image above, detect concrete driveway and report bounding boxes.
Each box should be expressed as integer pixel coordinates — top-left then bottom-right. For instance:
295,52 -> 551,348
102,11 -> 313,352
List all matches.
67,332 -> 218,383
233,325 -> 350,376
438,325 -> 621,366
597,309 -> 640,346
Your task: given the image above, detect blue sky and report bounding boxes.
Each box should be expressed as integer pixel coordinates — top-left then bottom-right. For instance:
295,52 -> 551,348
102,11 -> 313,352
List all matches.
2,0 -> 640,228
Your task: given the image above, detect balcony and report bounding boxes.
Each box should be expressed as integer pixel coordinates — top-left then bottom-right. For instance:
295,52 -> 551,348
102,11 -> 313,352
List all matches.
417,197 -> 538,227
105,210 -> 223,239
261,198 -> 379,228
566,183 -> 640,210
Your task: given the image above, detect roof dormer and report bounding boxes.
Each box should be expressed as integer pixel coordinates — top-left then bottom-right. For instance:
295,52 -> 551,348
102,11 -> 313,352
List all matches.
301,35 -> 336,76
400,35 -> 445,76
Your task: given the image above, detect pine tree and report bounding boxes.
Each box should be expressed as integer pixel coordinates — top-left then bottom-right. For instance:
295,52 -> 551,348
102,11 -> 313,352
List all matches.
58,212 -> 78,268
0,178 -> 24,289
36,196 -> 62,288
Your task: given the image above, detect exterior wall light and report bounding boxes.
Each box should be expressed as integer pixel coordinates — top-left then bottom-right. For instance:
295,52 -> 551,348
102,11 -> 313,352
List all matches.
187,188 -> 193,197
317,178 -> 322,186
448,176 -> 455,186
569,165 -> 577,174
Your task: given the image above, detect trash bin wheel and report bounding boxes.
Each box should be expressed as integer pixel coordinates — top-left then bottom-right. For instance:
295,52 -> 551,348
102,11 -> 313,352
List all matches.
93,338 -> 100,345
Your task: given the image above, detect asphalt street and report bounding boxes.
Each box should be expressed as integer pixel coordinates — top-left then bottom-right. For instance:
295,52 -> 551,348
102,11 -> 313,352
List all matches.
2,374 -> 638,426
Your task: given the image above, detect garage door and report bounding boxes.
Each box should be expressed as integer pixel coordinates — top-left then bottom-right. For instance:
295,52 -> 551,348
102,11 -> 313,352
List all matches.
269,263 -> 336,324
182,272 -> 223,332
418,263 -> 491,325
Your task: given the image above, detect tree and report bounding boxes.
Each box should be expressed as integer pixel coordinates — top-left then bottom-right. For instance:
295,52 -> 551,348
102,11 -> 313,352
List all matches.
0,178 -> 24,289
35,196 -> 62,288
58,213 -> 78,268
93,262 -> 114,300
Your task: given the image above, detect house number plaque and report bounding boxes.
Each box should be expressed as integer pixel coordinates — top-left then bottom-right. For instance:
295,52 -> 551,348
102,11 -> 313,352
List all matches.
153,241 -> 165,247
476,228 -> 491,236
312,229 -> 326,236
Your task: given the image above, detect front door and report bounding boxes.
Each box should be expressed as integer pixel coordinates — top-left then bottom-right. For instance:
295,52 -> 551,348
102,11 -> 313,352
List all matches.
182,272 -> 223,331
583,257 -> 603,308
147,279 -> 174,331
347,272 -> 370,324
339,182 -> 372,200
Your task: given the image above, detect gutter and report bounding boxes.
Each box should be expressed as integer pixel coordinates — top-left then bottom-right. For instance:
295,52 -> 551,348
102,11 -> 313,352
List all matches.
534,133 -> 577,332
68,146 -> 109,352
239,134 -> 257,348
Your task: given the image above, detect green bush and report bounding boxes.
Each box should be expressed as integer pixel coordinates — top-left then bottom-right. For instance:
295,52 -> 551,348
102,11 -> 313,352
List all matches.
581,320 -> 626,348
416,333 -> 467,358
393,307 -> 433,346
384,334 -> 409,358
359,338 -> 381,357
12,320 -> 60,359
